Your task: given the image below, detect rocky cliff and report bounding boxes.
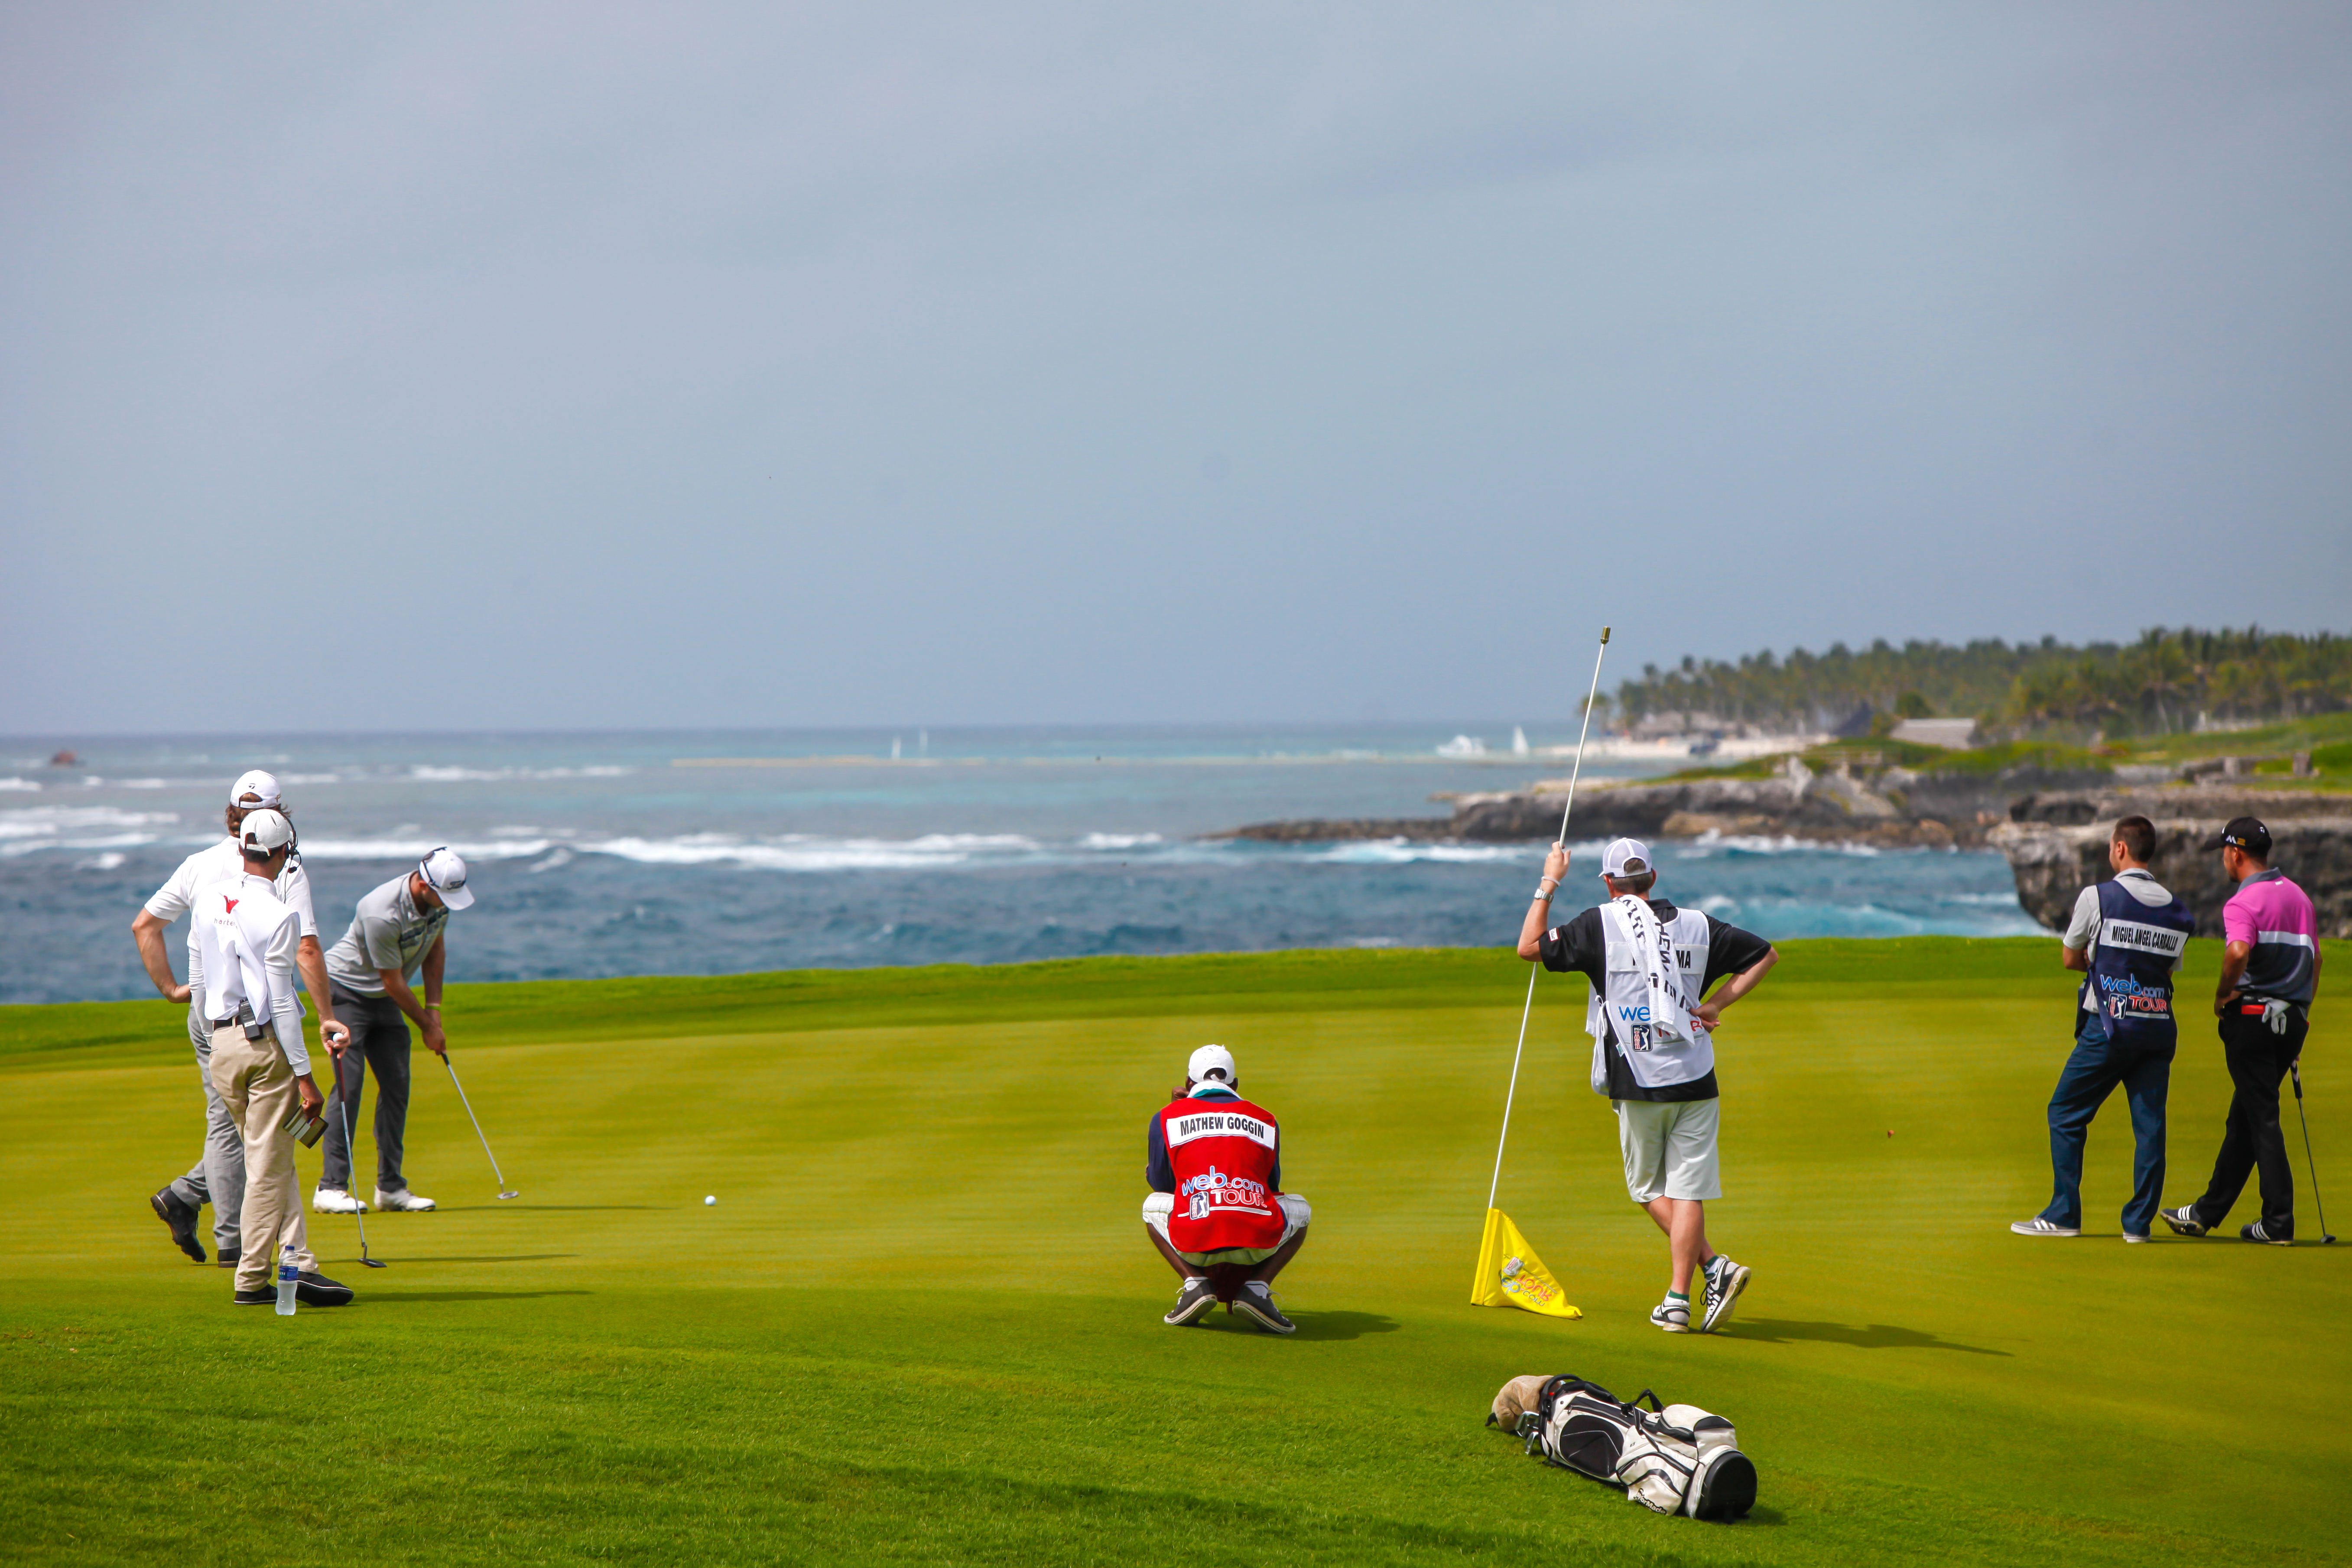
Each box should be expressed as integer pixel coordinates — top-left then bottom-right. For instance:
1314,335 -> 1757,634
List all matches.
1989,789 -> 2352,938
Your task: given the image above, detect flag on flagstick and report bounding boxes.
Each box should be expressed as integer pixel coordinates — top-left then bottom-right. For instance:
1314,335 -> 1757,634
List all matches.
1471,1208 -> 1581,1318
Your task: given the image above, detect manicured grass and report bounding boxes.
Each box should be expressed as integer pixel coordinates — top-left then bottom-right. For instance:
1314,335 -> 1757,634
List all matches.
3,941 -> 2345,1566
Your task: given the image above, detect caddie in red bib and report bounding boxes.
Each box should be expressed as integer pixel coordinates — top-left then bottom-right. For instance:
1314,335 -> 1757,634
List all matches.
1143,1045 -> 1311,1334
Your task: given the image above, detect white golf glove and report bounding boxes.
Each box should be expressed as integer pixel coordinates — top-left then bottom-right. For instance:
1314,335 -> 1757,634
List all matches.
2263,999 -> 2292,1035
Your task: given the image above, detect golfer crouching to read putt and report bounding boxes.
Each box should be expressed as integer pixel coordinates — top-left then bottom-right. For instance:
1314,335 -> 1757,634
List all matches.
1143,1045 -> 1310,1334
196,809 -> 353,1308
1519,839 -> 1777,1334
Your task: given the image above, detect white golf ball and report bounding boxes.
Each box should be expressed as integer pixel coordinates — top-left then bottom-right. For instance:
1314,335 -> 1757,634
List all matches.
704,1195 -> 716,1206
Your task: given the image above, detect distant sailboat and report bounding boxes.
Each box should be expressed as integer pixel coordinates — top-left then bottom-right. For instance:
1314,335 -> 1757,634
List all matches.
1511,726 -> 1530,755
891,737 -> 902,760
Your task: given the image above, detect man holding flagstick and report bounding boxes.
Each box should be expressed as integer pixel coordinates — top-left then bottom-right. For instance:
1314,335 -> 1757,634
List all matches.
1518,838 -> 1777,1332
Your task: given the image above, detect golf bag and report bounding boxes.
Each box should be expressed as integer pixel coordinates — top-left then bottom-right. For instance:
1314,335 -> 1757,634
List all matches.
1496,1375 -> 1756,1522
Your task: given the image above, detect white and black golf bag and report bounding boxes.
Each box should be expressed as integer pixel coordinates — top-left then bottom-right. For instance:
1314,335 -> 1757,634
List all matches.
1503,1375 -> 1756,1521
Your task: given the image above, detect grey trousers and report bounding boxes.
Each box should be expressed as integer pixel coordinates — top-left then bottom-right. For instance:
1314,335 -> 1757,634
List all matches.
320,988 -> 414,1195
162,984 -> 247,1253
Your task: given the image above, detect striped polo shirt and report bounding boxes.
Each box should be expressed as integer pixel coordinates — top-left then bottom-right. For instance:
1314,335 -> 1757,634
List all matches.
2223,869 -> 2318,1006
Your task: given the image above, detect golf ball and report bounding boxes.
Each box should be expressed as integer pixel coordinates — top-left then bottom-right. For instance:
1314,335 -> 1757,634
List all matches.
704,1195 -> 717,1205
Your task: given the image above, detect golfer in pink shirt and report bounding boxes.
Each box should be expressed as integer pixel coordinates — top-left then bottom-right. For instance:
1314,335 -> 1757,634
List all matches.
2162,817 -> 2323,1245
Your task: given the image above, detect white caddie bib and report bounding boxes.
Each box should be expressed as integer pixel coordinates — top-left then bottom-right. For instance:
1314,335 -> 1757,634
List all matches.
1584,901 -> 1715,1091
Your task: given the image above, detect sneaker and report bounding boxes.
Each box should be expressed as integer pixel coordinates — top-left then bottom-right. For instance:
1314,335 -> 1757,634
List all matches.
2242,1221 -> 2293,1246
374,1187 -> 435,1212
215,1249 -> 240,1269
312,1188 -> 367,1214
1233,1281 -> 1296,1335
1650,1298 -> 1691,1334
2123,1232 -> 2151,1244
2009,1217 -> 2080,1237
295,1271 -> 354,1306
2159,1206 -> 2208,1237
1163,1276 -> 1218,1327
150,1190 -> 205,1263
232,1286 -> 276,1306
1700,1255 -> 1750,1333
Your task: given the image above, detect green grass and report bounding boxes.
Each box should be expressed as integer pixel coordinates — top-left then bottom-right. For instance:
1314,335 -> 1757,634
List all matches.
4,941 -> 2346,1566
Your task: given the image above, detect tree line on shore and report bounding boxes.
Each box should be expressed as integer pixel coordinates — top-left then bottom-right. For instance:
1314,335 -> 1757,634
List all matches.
1608,627 -> 2350,739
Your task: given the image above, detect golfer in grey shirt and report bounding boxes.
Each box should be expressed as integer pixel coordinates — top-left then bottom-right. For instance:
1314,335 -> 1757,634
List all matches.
314,848 -> 474,1214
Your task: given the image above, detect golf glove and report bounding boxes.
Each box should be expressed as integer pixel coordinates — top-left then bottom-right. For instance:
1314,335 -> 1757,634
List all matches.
2263,999 -> 2292,1036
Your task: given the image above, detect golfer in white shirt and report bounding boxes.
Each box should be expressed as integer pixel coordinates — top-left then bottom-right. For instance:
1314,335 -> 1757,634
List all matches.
133,770 -> 346,1268
195,809 -> 353,1308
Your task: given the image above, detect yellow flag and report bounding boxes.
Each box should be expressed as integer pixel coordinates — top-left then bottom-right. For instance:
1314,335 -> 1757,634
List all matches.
1470,1208 -> 1582,1318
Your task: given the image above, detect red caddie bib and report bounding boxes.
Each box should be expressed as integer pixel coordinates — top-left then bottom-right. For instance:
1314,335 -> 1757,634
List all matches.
1158,1096 -> 1284,1254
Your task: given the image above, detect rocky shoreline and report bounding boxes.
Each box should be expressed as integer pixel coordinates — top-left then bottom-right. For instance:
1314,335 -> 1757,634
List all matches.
1220,768 -> 2352,938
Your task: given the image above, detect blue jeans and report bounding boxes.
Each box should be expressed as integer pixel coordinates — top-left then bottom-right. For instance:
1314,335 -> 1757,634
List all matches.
2040,1016 -> 2173,1235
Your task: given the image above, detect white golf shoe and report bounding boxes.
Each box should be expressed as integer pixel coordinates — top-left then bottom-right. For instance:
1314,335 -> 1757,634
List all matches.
312,1188 -> 367,1214
2008,1217 -> 2079,1237
374,1187 -> 436,1212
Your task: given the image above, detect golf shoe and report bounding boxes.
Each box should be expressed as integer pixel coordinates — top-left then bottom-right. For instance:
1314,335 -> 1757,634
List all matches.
1163,1277 -> 1217,1326
150,1189 -> 205,1263
2158,1206 -> 2208,1237
312,1188 -> 367,1214
1650,1298 -> 1690,1333
2008,1217 -> 2080,1237
1700,1254 -> 1750,1332
374,1188 -> 436,1212
1233,1281 -> 1295,1335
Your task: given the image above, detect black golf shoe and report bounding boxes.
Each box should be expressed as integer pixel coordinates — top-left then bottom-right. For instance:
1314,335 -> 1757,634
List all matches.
2158,1206 -> 2208,1237
1163,1276 -> 1218,1326
1233,1282 -> 1296,1335
232,1286 -> 276,1306
296,1272 -> 355,1306
2241,1221 -> 2293,1246
215,1249 -> 240,1269
150,1190 -> 205,1263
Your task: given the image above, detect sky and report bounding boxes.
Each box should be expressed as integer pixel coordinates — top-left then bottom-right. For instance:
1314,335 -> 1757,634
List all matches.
4,3 -> 2348,733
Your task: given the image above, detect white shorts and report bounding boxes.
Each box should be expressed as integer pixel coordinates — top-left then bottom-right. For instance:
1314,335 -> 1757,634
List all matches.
1616,1098 -> 1721,1202
1142,1191 -> 1310,1267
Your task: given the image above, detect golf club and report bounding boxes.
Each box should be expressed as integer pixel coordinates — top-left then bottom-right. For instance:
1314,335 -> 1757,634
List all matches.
2290,1062 -> 2336,1244
442,1052 -> 520,1200
330,1047 -> 389,1267
1488,626 -> 1610,1211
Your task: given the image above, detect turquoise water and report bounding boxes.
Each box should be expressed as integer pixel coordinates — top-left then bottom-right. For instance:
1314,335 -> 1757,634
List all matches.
0,727 -> 2039,1005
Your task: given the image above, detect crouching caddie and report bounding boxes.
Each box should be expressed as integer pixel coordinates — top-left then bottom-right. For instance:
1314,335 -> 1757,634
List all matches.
1142,1045 -> 1310,1334
197,809 -> 354,1309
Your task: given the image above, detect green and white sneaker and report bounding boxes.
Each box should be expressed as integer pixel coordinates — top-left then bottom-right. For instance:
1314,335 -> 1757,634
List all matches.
1701,1254 -> 1751,1333
1650,1296 -> 1690,1334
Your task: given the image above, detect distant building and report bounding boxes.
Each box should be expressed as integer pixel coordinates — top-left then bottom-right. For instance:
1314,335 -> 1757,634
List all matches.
1888,717 -> 1978,749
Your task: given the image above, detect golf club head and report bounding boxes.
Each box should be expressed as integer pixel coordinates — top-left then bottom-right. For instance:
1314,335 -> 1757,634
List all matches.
359,1257 -> 389,1269
498,1190 -> 521,1201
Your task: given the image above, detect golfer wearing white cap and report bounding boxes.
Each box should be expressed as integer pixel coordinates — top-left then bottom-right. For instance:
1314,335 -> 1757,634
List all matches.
1142,1044 -> 1311,1333
315,848 -> 475,1214
1518,838 -> 1777,1333
133,770 -> 347,1269
195,808 -> 353,1308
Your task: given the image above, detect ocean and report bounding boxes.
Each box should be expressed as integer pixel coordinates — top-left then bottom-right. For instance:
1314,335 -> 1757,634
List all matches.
0,726 -> 2041,1006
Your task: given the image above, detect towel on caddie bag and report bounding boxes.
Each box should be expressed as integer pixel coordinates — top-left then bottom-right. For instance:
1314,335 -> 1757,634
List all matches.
1485,1374 -> 1756,1522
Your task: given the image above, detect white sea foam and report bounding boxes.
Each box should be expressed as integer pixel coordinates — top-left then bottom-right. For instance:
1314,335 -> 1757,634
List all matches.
116,779 -> 174,789
1079,832 -> 1163,850
406,764 -> 633,783
77,852 -> 129,871
0,805 -> 182,844
0,779 -> 37,792
1313,839 -> 1530,865
1677,831 -> 1886,858
295,837 -> 557,861
588,832 -> 1039,872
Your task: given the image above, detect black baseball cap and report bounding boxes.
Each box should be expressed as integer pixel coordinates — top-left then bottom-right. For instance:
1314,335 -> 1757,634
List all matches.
2220,817 -> 2271,858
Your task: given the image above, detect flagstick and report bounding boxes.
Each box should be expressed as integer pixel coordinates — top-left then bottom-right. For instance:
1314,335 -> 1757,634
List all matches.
1487,627 -> 1611,1211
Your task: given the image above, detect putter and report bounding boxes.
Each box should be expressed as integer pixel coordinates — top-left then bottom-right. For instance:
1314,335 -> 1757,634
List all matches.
2290,1063 -> 2336,1244
331,1048 -> 388,1267
442,1052 -> 520,1200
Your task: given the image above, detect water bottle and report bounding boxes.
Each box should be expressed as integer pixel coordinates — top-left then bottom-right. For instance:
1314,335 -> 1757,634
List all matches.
276,1253 -> 299,1316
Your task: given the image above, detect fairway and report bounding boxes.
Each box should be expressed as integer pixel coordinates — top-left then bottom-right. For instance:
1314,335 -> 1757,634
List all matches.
3,940 -> 2346,1566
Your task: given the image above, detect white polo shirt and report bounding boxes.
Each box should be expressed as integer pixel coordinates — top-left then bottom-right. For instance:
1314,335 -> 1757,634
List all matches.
193,873 -> 312,1074
144,838 -> 318,990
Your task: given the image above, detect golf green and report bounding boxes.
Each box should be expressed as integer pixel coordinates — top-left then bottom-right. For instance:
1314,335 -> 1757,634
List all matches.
3,939 -> 2344,1566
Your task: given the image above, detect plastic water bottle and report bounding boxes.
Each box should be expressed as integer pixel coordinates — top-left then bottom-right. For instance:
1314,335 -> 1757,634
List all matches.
276,1253 -> 298,1316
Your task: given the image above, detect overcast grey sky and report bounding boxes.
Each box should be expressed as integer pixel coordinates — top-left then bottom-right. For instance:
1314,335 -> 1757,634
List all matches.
4,3 -> 2347,732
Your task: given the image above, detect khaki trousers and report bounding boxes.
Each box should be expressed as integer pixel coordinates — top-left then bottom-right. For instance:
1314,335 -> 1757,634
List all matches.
208,1023 -> 316,1293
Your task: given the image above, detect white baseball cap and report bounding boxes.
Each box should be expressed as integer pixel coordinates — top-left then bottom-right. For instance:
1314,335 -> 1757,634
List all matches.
419,846 -> 476,910
1599,838 -> 1654,879
229,769 -> 284,809
238,808 -> 296,854
1187,1043 -> 1238,1086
